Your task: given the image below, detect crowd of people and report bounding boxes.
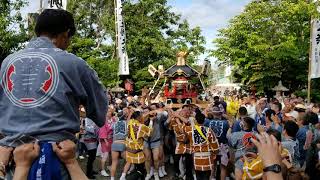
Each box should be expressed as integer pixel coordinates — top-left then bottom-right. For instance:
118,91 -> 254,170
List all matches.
75,92 -> 320,180
1,8 -> 320,180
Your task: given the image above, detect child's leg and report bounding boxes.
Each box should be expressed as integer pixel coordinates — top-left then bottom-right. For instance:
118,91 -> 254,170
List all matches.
235,168 -> 243,180
220,165 -> 228,180
111,151 -> 119,178
100,152 -> 108,170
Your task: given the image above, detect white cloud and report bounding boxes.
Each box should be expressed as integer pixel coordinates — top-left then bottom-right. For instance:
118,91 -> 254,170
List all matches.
22,0 -> 250,43
169,0 -> 251,64
21,0 -> 40,16
173,0 -> 250,29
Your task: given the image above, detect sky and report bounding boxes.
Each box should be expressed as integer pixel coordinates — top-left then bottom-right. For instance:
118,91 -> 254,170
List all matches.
167,0 -> 251,63
20,0 -> 251,64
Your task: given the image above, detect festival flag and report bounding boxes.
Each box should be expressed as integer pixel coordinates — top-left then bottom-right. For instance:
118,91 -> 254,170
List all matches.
310,19 -> 320,79
115,0 -> 130,75
42,0 -> 68,10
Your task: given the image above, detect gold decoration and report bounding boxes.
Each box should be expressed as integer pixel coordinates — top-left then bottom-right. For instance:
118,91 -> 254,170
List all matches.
177,68 -> 184,75
176,51 -> 189,58
176,51 -> 188,66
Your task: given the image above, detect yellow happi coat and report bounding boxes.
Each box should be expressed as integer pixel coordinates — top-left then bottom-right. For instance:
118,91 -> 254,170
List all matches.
169,118 -> 191,154
125,119 -> 152,164
179,123 -> 219,171
242,148 -> 290,180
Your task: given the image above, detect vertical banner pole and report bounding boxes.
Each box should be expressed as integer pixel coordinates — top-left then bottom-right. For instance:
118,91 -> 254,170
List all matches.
114,0 -> 118,59
308,0 -> 320,103
115,0 -> 130,75
308,19 -> 313,104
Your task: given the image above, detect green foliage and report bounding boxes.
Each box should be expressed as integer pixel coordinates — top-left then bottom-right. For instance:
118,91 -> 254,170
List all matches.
67,36 -> 120,88
67,0 -> 206,89
87,58 -> 120,88
212,0 -> 317,93
294,90 -> 320,103
0,0 -> 28,63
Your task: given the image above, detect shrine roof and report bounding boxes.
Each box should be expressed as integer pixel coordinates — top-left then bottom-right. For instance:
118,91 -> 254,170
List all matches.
164,64 -> 200,77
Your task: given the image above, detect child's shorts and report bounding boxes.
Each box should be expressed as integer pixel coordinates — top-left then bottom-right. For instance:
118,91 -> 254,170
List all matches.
111,143 -> 126,152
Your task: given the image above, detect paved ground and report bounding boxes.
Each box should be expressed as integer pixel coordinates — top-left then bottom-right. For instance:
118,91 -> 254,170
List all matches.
79,157 -> 176,180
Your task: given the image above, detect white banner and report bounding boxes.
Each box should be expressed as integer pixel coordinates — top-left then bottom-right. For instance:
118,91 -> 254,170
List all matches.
311,19 -> 320,79
116,0 -> 130,75
42,0 -> 68,10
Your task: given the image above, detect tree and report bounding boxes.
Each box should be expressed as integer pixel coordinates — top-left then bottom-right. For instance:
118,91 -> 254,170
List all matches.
67,37 -> 120,87
67,0 -> 206,89
67,0 -> 119,88
0,0 -> 28,65
212,0 -> 317,93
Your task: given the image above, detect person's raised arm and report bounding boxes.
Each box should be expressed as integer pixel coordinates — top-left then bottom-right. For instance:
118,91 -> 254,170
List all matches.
52,140 -> 88,180
149,118 -> 154,129
272,115 -> 281,130
164,108 -> 174,126
251,133 -> 283,180
172,112 -> 189,124
13,143 -> 40,180
226,115 -> 235,138
142,110 -> 157,120
257,123 -> 266,134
